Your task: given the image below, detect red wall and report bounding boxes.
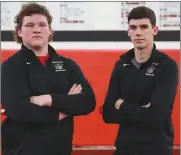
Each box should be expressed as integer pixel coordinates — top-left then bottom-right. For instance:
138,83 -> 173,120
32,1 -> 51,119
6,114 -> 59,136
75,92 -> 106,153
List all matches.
1,49 -> 180,146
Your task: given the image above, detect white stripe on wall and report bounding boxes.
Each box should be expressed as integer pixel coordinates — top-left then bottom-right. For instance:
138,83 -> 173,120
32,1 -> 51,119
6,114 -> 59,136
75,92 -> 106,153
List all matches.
1,42 -> 180,50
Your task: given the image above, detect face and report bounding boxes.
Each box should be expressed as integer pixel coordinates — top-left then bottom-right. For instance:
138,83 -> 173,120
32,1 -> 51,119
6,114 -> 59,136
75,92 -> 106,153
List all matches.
18,14 -> 52,49
128,18 -> 158,49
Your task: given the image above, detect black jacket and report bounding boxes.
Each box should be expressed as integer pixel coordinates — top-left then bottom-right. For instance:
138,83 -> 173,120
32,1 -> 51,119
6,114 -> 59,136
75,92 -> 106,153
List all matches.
1,44 -> 96,155
102,44 -> 178,155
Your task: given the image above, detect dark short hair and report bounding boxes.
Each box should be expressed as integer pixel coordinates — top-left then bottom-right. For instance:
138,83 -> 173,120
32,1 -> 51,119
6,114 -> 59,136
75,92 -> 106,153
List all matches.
14,3 -> 53,43
128,6 -> 156,26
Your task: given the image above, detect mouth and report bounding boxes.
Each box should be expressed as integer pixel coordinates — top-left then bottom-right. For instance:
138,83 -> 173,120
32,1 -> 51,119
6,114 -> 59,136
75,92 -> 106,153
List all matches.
32,36 -> 43,39
134,39 -> 145,41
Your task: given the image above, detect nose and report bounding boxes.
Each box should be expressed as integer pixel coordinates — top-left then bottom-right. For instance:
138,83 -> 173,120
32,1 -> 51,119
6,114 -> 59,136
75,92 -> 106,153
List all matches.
135,27 -> 142,36
33,25 -> 41,33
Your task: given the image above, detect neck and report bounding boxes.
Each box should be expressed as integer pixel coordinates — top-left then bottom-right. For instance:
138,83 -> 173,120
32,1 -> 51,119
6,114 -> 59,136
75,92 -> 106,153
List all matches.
134,44 -> 153,63
25,44 -> 49,56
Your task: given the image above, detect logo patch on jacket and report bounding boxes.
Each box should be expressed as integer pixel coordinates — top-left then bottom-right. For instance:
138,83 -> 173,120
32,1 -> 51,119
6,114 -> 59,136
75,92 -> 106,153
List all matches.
52,61 -> 66,72
145,62 -> 159,76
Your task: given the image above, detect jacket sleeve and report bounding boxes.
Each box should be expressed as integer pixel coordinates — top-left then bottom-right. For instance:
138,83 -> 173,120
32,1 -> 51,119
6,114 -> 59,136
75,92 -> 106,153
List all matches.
102,60 -> 128,124
1,61 -> 59,124
50,59 -> 96,116
118,60 -> 178,124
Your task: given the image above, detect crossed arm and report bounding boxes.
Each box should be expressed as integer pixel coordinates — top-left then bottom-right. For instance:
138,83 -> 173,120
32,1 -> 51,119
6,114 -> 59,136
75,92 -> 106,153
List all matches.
102,60 -> 178,125
115,98 -> 150,110
2,59 -> 95,123
30,84 -> 83,120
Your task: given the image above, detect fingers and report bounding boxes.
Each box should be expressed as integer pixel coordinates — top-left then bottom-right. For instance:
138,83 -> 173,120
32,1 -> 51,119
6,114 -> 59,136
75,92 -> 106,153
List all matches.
73,84 -> 82,93
68,84 -> 77,94
59,112 -> 68,120
68,83 -> 82,95
117,98 -> 123,103
30,96 -> 40,105
30,96 -> 45,106
142,102 -> 151,108
145,102 -> 151,108
115,98 -> 124,110
30,96 -> 36,103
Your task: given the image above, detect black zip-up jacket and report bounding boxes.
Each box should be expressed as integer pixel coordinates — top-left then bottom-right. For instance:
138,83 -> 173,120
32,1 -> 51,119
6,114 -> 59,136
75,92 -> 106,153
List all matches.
102,44 -> 178,155
1,44 -> 96,155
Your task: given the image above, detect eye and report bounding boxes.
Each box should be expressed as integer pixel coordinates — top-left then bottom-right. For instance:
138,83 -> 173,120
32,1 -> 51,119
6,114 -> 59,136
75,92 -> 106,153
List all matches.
140,25 -> 149,29
39,22 -> 47,27
40,23 -> 46,27
25,24 -> 33,27
129,25 -> 137,30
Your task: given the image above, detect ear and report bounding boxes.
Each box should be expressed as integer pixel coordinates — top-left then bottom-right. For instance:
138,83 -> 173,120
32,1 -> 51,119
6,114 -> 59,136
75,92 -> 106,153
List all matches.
48,26 -> 53,35
153,26 -> 158,36
127,28 -> 131,37
49,28 -> 52,36
18,29 -> 22,37
48,28 -> 54,41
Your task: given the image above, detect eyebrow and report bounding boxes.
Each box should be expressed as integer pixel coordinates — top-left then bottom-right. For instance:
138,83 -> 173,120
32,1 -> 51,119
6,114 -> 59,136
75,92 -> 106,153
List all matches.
129,24 -> 149,28
39,22 -> 47,24
25,22 -> 47,25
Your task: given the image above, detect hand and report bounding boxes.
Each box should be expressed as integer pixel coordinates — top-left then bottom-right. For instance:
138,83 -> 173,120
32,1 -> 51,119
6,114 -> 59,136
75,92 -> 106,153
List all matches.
115,98 -> 124,110
30,95 -> 52,107
142,102 -> 151,108
58,84 -> 82,120
68,84 -> 82,95
59,112 -> 68,120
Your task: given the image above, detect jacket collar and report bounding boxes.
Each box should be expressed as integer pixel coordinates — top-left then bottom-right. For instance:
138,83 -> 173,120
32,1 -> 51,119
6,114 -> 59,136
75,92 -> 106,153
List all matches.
20,44 -> 59,61
120,43 -> 163,67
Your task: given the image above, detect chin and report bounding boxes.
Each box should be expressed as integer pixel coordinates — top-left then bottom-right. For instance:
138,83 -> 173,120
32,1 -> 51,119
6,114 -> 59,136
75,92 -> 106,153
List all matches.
30,41 -> 44,48
134,43 -> 146,49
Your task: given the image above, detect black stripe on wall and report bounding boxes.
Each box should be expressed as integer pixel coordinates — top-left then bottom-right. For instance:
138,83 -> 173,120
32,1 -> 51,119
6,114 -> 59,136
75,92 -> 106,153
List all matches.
1,30 -> 180,42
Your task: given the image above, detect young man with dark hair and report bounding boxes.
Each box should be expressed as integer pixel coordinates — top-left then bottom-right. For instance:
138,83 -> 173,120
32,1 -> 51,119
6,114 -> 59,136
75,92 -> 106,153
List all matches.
1,3 -> 96,155
102,6 -> 178,155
